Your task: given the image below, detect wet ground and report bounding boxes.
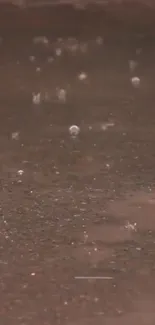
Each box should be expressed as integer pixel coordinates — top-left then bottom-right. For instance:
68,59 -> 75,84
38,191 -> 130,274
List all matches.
1,6 -> 155,325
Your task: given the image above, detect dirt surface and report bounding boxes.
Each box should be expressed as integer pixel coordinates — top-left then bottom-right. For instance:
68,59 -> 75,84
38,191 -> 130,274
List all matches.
1,6 -> 155,325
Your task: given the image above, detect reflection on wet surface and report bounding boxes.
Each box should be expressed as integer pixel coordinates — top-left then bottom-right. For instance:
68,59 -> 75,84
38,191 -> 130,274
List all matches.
1,11 -> 155,325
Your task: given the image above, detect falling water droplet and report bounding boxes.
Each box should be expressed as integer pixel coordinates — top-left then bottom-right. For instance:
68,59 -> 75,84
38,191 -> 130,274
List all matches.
69,125 -> 80,136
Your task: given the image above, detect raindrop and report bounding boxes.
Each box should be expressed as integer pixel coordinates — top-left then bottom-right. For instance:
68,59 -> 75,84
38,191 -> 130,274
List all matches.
16,0 -> 25,8
57,88 -> 67,103
136,48 -> 142,55
136,247 -> 141,251
57,37 -> 63,43
69,125 -> 80,136
31,272 -> 36,276
94,297 -> 99,302
131,76 -> 140,88
29,55 -> 35,62
36,67 -> 41,73
96,36 -> 103,45
124,221 -> 137,231
101,122 -> 115,131
33,36 -> 49,45
64,301 -> 68,305
128,60 -> 138,72
68,43 -> 78,54
47,56 -> 54,63
74,2 -> 85,9
55,48 -> 62,56
79,43 -> 88,53
17,170 -> 24,176
78,72 -> 87,81
11,132 -> 19,140
44,91 -> 50,102
32,93 -> 41,105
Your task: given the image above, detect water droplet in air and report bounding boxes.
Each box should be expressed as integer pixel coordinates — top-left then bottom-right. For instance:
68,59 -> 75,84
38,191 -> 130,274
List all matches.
69,125 -> 80,136
47,56 -> 54,63
17,169 -> 24,176
131,76 -> 140,88
125,221 -> 137,231
33,36 -> 49,45
29,55 -> 35,62
57,88 -> 67,103
96,36 -> 103,45
101,122 -> 115,131
128,60 -> 138,72
136,48 -> 142,55
32,93 -> 41,105
78,72 -> 87,81
36,67 -> 41,73
31,272 -> 36,276
55,48 -> 62,56
11,132 -> 19,140
79,43 -> 88,53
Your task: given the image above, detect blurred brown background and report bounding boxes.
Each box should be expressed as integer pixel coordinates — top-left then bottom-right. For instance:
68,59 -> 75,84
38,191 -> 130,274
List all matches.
0,0 -> 155,32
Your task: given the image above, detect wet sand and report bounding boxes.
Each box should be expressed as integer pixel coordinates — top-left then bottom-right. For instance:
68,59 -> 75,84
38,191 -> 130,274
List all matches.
0,5 -> 155,325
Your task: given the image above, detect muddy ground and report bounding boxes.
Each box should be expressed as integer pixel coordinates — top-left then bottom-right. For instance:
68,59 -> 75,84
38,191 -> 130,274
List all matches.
1,5 -> 155,325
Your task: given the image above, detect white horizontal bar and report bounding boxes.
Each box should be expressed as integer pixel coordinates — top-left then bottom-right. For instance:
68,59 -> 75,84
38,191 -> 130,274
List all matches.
74,276 -> 113,280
